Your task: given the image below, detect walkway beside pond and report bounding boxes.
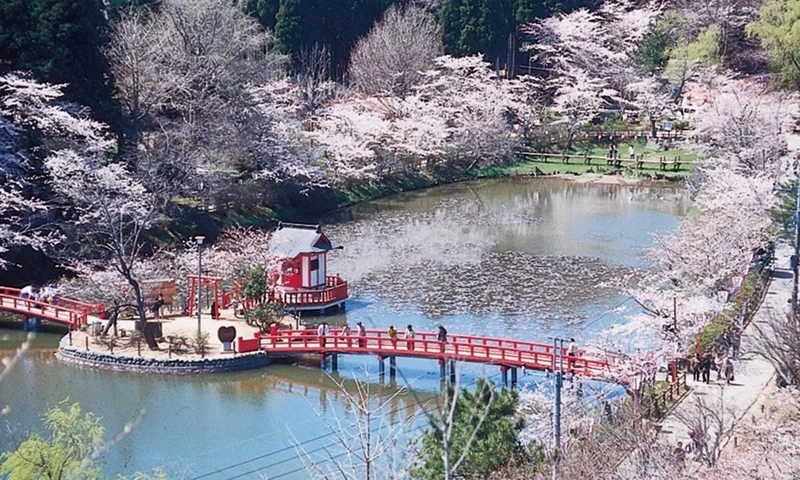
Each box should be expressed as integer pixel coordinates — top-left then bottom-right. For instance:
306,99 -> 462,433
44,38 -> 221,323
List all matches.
619,243 -> 789,476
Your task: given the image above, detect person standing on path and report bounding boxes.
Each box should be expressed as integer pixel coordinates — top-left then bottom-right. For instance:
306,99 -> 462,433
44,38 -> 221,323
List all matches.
785,298 -> 793,322
692,353 -> 702,382
356,321 -> 366,348
701,353 -> 712,383
405,324 -> 415,351
730,329 -> 741,360
151,294 -> 164,319
628,144 -> 635,160
715,352 -> 725,381
724,356 -> 735,384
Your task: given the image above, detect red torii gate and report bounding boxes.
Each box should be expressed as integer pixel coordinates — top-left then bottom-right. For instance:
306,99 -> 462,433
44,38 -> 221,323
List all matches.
187,274 -> 223,320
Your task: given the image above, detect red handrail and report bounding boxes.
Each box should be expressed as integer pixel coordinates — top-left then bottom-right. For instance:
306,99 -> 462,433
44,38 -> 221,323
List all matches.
0,293 -> 89,329
259,329 -> 619,379
274,282 -> 348,307
0,287 -> 98,313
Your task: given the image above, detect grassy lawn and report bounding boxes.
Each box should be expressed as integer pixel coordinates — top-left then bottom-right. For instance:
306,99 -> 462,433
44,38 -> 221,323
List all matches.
474,144 -> 699,179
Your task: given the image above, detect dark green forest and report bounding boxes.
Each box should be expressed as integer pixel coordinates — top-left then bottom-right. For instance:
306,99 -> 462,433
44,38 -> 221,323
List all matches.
0,0 -> 594,117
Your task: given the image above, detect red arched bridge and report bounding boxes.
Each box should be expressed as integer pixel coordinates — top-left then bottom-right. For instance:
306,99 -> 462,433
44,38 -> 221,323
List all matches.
238,329 -> 627,384
0,287 -> 96,330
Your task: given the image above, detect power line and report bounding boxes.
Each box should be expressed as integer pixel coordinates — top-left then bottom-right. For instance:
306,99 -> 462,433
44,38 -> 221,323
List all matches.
215,365 -> 620,480
188,364 -> 501,480
229,370 -> 510,480
582,295 -> 635,330
189,304 -> 628,480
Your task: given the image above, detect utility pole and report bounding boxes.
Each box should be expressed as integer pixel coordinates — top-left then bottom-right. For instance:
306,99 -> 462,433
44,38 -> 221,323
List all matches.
672,297 -> 678,389
793,176 -> 800,322
552,338 -> 564,480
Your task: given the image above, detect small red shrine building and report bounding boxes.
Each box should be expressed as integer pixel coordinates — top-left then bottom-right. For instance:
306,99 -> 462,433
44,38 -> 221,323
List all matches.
268,222 -> 348,313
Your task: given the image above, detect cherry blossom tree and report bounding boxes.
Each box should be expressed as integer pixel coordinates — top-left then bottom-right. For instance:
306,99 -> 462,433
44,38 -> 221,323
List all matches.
548,68 -> 609,152
171,227 -> 276,284
294,44 -> 337,116
45,151 -> 159,333
627,76 -> 675,138
703,386 -> 800,479
295,374 -> 417,480
692,80 -> 789,175
304,55 -> 535,185
662,25 -> 721,99
522,1 -> 661,149
617,164 -> 777,356
751,308 -> 800,386
0,73 -> 113,268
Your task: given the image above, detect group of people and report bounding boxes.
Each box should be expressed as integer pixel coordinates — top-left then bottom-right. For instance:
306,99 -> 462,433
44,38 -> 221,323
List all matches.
606,143 -> 637,159
691,349 -> 735,384
19,284 -> 56,304
315,322 -> 449,350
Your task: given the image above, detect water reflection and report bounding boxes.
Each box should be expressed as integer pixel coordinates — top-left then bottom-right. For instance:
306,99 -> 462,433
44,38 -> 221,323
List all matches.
0,178 -> 687,479
325,178 -> 687,322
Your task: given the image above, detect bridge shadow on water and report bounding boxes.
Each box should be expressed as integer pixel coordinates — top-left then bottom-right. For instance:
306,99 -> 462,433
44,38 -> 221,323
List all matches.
0,315 -> 70,334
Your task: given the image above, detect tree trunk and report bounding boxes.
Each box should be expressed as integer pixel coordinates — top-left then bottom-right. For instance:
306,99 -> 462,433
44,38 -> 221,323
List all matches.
119,122 -> 140,172
127,277 -> 147,333
564,128 -> 576,154
101,309 -> 119,337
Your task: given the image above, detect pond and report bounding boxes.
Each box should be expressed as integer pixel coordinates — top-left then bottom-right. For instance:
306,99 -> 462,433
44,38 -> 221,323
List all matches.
0,178 -> 688,479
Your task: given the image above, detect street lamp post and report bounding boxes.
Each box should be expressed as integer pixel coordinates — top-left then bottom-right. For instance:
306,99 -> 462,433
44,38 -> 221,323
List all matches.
194,235 -> 205,339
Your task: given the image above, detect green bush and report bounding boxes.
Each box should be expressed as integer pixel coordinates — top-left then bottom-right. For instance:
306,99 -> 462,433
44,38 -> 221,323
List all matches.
244,303 -> 284,333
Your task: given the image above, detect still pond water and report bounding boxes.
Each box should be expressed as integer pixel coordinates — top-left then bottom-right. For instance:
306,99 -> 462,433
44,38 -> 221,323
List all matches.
0,178 -> 688,479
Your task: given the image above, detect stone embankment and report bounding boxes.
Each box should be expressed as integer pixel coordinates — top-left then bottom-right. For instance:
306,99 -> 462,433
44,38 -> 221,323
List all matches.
53,313 -> 289,374
56,342 -> 272,374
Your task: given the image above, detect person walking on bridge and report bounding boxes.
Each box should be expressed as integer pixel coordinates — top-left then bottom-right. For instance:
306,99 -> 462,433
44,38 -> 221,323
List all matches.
269,321 -> 279,346
340,323 -> 352,347
405,325 -> 415,351
437,325 -> 448,353
388,325 -> 398,348
356,321 -> 366,348
19,285 -> 35,300
317,322 -> 329,347
567,338 -> 578,368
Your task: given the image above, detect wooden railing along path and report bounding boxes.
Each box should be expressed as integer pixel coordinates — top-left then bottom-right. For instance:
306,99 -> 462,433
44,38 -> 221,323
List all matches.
518,150 -> 694,172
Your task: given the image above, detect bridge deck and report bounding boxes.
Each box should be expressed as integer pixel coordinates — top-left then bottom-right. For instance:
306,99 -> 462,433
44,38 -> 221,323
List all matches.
0,287 -> 95,329
258,329 -> 621,380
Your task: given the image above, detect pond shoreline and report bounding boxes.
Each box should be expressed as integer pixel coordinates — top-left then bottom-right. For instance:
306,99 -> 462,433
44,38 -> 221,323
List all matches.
323,166 -> 687,219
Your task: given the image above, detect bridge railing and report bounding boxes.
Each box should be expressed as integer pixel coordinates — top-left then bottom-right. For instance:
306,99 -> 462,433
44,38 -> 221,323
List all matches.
0,293 -> 88,329
260,329 -> 617,378
272,279 -> 348,307
0,287 -> 98,318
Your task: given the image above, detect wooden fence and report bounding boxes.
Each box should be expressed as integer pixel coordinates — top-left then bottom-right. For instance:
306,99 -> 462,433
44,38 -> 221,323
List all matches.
518,150 -> 693,171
